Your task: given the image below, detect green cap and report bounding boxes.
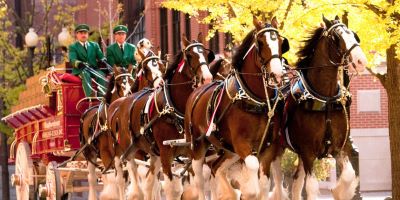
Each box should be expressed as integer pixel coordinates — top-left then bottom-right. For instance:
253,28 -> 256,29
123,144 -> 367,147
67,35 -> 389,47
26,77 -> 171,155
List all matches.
75,24 -> 90,32
113,25 -> 128,34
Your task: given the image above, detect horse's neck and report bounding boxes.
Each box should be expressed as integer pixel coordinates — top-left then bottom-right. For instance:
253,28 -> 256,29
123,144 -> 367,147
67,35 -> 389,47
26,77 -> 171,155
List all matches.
110,90 -> 122,104
168,71 -> 193,114
138,78 -> 149,91
240,50 -> 271,99
306,43 -> 340,97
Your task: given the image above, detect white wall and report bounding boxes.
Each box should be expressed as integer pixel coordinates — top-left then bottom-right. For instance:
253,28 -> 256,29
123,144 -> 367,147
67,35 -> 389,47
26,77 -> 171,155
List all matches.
351,128 -> 392,191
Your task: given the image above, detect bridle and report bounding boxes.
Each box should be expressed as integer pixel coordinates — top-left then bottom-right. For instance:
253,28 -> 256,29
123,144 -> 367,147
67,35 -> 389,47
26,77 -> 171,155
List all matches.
111,70 -> 134,96
254,27 -> 281,66
323,22 -> 360,70
139,55 -> 163,87
240,26 -> 283,87
181,42 -> 211,86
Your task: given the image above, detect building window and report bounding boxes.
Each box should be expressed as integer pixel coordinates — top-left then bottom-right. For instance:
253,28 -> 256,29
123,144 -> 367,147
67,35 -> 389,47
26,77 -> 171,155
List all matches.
209,26 -> 219,53
128,0 -> 145,44
185,14 -> 191,40
357,90 -> 381,112
160,8 -> 168,57
172,10 -> 181,54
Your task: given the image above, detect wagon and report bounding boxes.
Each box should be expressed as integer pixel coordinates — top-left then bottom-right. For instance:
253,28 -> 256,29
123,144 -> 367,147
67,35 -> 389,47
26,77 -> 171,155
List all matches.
2,65 -> 103,199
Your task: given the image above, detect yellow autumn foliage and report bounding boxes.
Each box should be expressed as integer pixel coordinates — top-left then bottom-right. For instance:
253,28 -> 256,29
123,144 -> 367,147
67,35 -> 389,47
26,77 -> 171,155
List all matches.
162,0 -> 399,67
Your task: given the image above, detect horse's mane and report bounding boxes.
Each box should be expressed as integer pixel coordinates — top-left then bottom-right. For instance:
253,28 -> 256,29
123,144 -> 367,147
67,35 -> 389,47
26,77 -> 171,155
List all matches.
231,29 -> 256,70
163,51 -> 183,80
104,75 -> 115,104
295,27 -> 325,71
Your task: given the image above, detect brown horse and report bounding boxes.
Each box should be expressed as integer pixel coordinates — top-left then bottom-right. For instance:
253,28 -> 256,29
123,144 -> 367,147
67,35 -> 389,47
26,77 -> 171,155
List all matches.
185,16 -> 285,200
78,65 -> 134,200
277,16 -> 367,200
114,34 -> 214,200
98,49 -> 166,199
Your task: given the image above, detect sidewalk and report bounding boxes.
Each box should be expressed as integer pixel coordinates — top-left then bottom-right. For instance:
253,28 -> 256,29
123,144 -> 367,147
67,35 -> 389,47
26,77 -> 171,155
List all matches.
319,189 -> 392,200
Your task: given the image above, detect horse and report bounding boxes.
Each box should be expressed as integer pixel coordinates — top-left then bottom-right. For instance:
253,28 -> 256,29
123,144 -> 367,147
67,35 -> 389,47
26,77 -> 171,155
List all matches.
276,16 -> 367,200
185,16 -> 285,200
78,65 -> 134,200
97,49 -> 166,200
114,33 -> 214,200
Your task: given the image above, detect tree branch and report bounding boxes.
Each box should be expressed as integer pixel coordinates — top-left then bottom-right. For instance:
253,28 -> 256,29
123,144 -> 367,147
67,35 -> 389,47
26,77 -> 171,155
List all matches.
366,67 -> 387,87
363,3 -> 386,16
280,0 -> 294,30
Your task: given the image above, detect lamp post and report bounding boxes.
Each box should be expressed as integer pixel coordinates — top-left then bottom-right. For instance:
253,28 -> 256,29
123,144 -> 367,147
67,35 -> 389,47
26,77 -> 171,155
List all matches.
24,28 -> 39,76
24,27 -> 72,73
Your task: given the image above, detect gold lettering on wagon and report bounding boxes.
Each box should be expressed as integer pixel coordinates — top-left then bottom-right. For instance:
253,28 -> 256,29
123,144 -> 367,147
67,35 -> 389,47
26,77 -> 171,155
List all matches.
42,129 -> 63,139
44,119 -> 61,129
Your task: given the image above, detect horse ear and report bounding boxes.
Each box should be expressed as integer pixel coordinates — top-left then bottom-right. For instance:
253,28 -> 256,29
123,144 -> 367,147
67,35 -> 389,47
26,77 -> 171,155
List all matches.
155,46 -> 161,57
335,15 -> 340,21
181,34 -> 190,49
271,16 -> 279,29
253,15 -> 262,30
322,14 -> 332,27
320,22 -> 326,29
197,32 -> 204,44
113,65 -> 118,74
127,64 -> 133,74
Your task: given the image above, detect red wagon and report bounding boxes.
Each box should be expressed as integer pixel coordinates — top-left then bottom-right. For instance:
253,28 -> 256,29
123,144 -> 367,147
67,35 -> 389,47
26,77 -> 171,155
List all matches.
2,66 -> 102,199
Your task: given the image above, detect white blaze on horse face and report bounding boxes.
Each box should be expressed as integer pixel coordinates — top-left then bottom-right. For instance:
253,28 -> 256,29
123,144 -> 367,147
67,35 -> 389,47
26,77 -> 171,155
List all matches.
147,59 -> 162,80
193,46 -> 212,84
122,76 -> 131,97
337,26 -> 367,73
264,31 -> 283,81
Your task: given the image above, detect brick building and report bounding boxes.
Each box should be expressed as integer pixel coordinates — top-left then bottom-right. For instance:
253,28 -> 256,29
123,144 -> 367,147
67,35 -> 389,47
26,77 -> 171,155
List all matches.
119,0 -> 229,56
349,70 -> 391,191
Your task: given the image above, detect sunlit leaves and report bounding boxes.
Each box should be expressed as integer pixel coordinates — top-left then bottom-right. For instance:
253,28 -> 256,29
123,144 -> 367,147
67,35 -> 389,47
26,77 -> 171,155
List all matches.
162,0 -> 400,66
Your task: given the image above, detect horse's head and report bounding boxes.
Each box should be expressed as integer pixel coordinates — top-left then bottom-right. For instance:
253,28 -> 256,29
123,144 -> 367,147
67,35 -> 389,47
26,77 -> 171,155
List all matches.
180,33 -> 214,85
322,15 -> 367,73
252,16 -> 284,84
113,65 -> 135,97
137,49 -> 164,88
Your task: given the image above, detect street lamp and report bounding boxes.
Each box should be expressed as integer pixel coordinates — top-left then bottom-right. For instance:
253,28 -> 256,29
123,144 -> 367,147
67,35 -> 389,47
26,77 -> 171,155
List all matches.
24,27 -> 72,73
24,28 -> 39,76
58,27 -> 72,48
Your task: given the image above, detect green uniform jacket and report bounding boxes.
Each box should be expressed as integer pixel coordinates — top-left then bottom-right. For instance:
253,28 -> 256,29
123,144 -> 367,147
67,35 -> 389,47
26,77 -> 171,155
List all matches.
106,42 -> 137,69
69,41 -> 105,75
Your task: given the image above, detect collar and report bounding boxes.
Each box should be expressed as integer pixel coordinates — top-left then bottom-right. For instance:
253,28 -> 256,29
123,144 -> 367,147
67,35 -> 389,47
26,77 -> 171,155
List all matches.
117,42 -> 125,48
79,41 -> 87,47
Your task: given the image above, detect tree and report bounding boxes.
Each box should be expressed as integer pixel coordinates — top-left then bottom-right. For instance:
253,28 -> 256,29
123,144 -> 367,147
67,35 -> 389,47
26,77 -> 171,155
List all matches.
0,1 -> 84,198
162,0 -> 400,198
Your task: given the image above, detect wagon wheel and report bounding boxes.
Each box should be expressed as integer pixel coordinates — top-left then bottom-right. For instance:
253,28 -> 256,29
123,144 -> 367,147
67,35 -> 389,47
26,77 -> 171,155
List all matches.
12,142 -> 36,200
45,161 -> 63,200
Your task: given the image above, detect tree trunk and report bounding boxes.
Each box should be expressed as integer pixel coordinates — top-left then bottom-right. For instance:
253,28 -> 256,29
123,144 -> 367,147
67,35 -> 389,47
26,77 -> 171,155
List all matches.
385,45 -> 400,199
0,49 -> 10,199
0,132 -> 9,200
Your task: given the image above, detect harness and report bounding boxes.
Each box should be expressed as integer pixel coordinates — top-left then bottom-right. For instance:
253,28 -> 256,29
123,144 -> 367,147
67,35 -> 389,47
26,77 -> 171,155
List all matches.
120,43 -> 207,161
189,26 -> 285,156
283,22 -> 358,158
